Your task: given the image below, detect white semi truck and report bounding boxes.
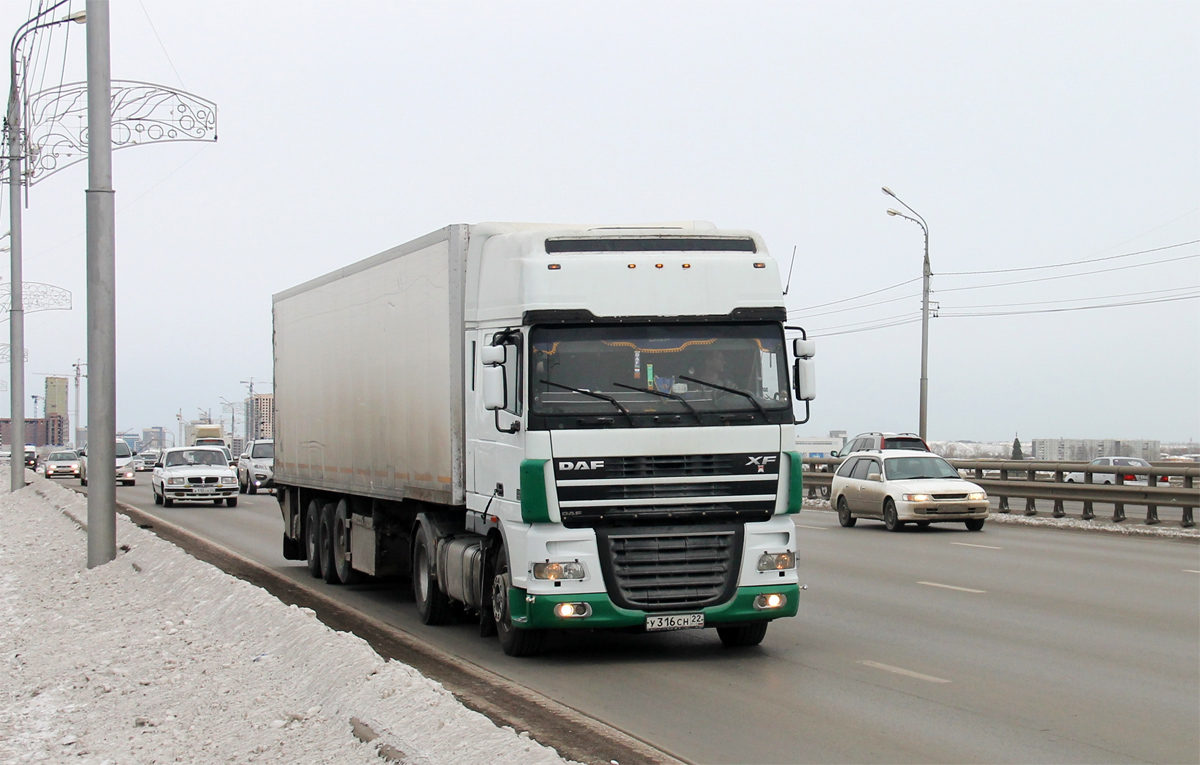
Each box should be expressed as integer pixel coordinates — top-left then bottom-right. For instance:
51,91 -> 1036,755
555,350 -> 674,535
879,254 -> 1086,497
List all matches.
273,222 -> 816,656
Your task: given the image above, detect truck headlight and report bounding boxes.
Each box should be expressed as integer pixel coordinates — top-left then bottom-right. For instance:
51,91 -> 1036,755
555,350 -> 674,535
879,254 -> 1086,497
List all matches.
753,593 -> 788,610
167,477 -> 184,485
756,551 -> 796,571
532,561 -> 586,580
968,492 -> 987,501
553,602 -> 592,618
903,493 -> 933,502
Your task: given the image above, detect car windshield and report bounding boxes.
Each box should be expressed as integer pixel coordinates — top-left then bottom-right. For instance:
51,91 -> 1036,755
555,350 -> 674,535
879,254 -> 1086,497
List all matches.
49,452 -> 76,461
165,449 -> 226,467
529,322 -> 792,427
114,442 -> 132,458
251,442 -> 274,459
885,456 -> 961,480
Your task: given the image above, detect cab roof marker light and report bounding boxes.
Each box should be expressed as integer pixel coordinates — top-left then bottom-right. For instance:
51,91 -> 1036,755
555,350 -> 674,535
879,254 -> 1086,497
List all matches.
655,263 -> 664,269
547,263 -> 561,270
753,262 -> 767,269
627,263 -> 636,269
682,263 -> 691,268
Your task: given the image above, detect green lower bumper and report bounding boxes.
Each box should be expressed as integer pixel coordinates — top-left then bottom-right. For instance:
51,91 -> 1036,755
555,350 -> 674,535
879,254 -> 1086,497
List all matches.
512,584 -> 801,630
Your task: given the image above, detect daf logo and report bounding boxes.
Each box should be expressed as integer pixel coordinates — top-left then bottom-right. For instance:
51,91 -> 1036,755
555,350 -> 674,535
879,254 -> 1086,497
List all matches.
559,460 -> 605,471
747,455 -> 778,473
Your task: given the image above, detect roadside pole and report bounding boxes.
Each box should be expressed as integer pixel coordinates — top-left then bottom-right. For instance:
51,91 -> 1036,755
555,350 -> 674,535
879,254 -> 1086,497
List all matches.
85,0 -> 115,568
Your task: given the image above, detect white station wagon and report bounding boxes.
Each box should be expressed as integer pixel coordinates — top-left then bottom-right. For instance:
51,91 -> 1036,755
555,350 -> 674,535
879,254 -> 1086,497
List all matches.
152,446 -> 239,507
831,450 -> 989,531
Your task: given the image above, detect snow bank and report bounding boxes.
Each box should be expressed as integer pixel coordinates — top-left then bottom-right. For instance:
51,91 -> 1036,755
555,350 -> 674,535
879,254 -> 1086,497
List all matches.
0,474 -> 575,764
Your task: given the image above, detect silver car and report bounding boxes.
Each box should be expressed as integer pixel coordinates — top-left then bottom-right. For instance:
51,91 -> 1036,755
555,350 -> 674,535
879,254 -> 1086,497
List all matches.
43,450 -> 81,479
237,439 -> 274,494
831,449 -> 989,531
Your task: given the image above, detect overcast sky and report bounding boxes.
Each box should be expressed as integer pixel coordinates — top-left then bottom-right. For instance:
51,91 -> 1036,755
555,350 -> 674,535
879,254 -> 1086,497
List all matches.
4,1 -> 1198,445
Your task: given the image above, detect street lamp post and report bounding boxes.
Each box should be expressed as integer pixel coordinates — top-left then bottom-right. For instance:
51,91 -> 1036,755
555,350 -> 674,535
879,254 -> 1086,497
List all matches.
882,186 -> 931,441
7,3 -> 86,492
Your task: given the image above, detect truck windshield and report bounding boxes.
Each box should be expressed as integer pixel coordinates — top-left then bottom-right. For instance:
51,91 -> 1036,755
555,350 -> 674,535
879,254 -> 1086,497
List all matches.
529,322 -> 792,428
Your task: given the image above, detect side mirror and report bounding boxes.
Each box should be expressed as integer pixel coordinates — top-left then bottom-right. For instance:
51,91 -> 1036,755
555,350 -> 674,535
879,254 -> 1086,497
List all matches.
793,358 -> 816,402
793,338 -> 816,359
867,472 -> 882,482
830,450 -> 839,458
481,345 -> 506,366
482,365 -> 507,411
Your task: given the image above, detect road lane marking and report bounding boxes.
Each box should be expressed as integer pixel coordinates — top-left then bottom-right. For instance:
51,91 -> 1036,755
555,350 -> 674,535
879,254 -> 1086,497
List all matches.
858,660 -> 951,684
792,524 -> 826,530
951,542 -> 1002,550
918,581 -> 986,593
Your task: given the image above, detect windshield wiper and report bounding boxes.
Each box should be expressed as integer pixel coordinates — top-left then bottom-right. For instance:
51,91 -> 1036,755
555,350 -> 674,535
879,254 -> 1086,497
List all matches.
539,380 -> 633,426
611,382 -> 702,425
679,375 -> 768,418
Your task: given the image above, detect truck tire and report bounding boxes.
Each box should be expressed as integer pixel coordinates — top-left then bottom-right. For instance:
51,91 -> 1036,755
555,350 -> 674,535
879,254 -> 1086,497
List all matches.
332,499 -> 359,585
413,530 -> 452,624
717,621 -> 769,647
305,499 -> 323,578
493,544 -> 545,657
320,503 -> 339,584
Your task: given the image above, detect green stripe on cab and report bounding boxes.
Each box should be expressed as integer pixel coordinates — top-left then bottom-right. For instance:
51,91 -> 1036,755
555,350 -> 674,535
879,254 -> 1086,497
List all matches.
520,459 -> 551,523
785,451 -> 804,514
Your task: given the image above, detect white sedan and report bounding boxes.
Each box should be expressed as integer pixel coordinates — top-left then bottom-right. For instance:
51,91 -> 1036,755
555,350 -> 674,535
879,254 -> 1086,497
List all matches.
151,446 -> 240,507
831,450 -> 990,531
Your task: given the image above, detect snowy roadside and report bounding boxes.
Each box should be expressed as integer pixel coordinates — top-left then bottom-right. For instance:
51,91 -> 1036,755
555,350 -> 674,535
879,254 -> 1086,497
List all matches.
0,473 -> 577,765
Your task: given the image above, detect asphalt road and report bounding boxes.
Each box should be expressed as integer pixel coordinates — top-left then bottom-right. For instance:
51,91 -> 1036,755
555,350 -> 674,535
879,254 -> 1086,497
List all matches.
78,475 -> 1200,764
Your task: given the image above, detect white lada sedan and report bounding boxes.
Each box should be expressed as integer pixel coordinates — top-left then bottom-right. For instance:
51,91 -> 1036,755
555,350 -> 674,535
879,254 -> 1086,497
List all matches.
831,450 -> 989,531
151,446 -> 239,507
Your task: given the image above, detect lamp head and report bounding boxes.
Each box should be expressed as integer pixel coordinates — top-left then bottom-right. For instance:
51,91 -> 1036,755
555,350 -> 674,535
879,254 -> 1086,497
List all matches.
887,209 -> 901,216
881,186 -> 894,197
66,10 -> 86,23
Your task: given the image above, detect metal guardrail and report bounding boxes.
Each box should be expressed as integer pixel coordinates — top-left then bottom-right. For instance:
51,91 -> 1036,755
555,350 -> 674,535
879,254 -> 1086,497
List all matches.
801,456 -> 1198,528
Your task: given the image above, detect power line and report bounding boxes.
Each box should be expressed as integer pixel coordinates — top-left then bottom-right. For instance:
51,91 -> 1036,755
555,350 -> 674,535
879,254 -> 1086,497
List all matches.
940,285 -> 1199,311
938,252 -> 1199,293
941,293 -> 1198,318
788,291 -> 921,319
788,276 -> 921,313
940,239 -> 1199,276
809,316 -> 922,338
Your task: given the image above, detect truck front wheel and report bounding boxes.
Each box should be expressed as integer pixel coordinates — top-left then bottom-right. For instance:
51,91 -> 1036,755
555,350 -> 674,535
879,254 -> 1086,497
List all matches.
492,545 -> 545,657
717,621 -> 769,647
413,532 -> 452,625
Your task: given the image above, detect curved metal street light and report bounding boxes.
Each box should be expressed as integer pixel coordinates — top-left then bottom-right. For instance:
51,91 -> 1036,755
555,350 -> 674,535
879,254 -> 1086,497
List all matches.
882,186 -> 932,441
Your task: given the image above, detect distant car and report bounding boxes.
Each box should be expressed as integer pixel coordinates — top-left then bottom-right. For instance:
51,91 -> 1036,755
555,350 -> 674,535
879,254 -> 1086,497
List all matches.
831,449 -> 989,532
836,431 -> 929,456
43,450 -> 81,479
80,441 -> 137,486
23,446 -> 37,470
151,446 -> 239,507
1063,457 -> 1167,486
237,439 -> 274,494
135,450 -> 160,471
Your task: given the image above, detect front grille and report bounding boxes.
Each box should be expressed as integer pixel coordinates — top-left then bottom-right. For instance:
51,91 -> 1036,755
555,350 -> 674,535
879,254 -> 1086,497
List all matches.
587,454 -> 747,479
554,452 -> 781,528
932,493 -> 968,500
187,476 -> 220,484
596,525 -> 742,611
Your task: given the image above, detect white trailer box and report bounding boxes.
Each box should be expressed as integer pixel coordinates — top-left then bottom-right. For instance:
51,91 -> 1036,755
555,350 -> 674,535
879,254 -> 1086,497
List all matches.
273,226 -> 468,506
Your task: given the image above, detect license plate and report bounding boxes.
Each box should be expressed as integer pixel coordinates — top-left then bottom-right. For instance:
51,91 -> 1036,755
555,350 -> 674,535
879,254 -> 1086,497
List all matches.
646,613 -> 705,632
193,486 -> 216,494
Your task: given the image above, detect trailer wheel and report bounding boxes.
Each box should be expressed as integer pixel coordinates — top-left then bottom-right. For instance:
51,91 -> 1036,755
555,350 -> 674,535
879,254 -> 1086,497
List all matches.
493,545 -> 545,657
305,499 -> 323,578
332,499 -> 359,585
320,503 -> 339,584
717,621 -> 769,648
413,531 -> 452,625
